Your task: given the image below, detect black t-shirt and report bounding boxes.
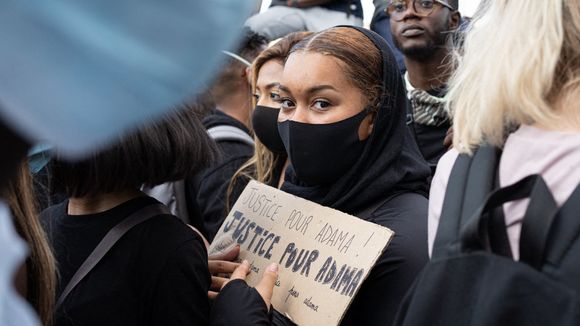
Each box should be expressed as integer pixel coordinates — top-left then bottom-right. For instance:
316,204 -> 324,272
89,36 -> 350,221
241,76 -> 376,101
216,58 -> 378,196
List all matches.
41,196 -> 211,326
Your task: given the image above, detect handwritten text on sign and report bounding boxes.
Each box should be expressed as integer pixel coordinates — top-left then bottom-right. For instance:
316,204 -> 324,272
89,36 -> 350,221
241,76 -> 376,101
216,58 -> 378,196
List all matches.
209,181 -> 394,326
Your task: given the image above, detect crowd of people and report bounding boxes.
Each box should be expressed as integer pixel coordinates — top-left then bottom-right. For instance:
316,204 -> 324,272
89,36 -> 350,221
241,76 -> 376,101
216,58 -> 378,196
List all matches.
1,0 -> 580,325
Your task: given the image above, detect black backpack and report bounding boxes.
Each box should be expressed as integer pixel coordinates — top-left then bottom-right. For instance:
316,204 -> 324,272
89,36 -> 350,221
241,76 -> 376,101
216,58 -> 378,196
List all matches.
393,146 -> 580,326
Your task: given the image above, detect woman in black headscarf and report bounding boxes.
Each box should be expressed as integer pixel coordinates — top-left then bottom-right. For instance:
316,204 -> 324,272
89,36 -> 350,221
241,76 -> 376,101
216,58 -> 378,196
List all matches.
212,26 -> 431,326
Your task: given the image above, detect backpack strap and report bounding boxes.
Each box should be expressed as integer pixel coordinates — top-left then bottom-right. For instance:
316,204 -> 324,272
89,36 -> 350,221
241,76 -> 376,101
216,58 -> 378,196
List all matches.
207,125 -> 254,146
432,146 -> 505,259
459,174 -> 550,261
542,184 -> 580,266
518,177 -> 559,268
55,203 -> 170,310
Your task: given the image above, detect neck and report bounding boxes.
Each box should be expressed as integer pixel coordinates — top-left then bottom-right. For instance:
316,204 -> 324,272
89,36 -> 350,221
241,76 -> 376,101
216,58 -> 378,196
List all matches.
216,90 -> 252,128
536,89 -> 580,133
404,47 -> 453,91
68,189 -> 143,215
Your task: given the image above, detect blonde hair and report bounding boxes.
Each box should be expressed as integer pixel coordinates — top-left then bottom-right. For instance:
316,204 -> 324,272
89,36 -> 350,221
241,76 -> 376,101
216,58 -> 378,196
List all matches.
3,162 -> 57,326
226,32 -> 313,206
448,0 -> 580,153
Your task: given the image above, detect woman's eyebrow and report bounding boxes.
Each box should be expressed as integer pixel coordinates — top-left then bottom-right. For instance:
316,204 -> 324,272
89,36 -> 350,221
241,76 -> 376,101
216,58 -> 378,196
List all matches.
264,82 -> 280,91
278,84 -> 338,96
305,85 -> 338,95
278,84 -> 292,95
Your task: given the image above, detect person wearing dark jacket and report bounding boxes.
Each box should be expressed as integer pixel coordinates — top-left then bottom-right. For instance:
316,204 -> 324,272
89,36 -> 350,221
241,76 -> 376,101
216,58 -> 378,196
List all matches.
186,30 -> 268,241
389,0 -> 461,174
211,26 -> 432,326
41,109 -> 217,326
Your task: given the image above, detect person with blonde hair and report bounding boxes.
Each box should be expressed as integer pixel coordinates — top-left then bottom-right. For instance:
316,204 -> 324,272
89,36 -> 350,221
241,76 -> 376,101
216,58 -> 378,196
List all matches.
429,0 -> 580,257
388,2 -> 580,324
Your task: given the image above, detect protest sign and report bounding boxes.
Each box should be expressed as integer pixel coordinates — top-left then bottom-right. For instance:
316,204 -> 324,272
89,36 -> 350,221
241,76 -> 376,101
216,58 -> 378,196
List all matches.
209,181 -> 394,325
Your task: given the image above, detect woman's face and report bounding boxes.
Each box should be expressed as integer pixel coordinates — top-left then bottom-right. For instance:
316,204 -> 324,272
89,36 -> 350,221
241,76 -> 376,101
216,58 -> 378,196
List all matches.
278,52 -> 369,126
254,60 -> 284,108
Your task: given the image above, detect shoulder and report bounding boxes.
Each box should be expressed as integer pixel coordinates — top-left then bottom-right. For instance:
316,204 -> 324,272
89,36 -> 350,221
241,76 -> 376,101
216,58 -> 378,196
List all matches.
138,214 -> 207,255
372,192 -> 429,225
369,192 -> 429,267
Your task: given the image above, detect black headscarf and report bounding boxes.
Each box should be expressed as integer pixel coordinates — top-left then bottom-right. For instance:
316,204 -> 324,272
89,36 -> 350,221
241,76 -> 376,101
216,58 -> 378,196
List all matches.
281,26 -> 430,215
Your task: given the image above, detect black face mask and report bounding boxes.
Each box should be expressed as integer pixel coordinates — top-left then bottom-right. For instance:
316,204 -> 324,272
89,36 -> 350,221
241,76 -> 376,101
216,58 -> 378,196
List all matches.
251,105 -> 286,154
278,109 -> 369,186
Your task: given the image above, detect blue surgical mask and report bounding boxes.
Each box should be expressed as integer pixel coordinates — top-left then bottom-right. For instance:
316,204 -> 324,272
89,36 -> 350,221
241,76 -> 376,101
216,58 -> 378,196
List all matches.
0,0 -> 254,158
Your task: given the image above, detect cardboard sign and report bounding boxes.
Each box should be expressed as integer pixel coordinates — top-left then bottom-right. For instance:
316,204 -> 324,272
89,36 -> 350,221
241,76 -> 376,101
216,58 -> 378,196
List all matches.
209,181 -> 394,326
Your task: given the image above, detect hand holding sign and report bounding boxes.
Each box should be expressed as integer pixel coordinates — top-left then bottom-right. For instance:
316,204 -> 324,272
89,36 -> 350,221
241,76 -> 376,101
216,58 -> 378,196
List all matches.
227,260 -> 279,310
209,181 -> 394,325
208,244 -> 241,300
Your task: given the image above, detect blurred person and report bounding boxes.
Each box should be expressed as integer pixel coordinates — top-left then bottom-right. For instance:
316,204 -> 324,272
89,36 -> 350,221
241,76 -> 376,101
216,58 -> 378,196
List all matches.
186,29 -> 268,241
212,26 -> 432,325
0,1 -> 259,324
2,162 -> 57,326
41,109 -> 218,326
389,0 -> 461,173
246,0 -> 363,41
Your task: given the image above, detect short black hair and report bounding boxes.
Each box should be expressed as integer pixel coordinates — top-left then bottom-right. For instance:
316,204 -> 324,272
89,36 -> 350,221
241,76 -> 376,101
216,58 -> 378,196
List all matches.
211,28 -> 268,103
448,0 -> 459,10
51,108 -> 218,198
236,27 -> 269,61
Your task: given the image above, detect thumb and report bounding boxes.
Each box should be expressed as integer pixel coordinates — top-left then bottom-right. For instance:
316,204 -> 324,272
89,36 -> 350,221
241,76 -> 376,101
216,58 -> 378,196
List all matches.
208,244 -> 240,262
254,263 -> 278,310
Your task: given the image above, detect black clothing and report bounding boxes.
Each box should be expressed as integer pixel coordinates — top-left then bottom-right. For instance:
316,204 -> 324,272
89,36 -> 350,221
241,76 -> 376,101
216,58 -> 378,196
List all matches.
340,193 -> 428,325
187,110 -> 254,241
211,280 -> 272,326
270,0 -> 363,18
41,196 -> 211,326
413,120 -> 451,172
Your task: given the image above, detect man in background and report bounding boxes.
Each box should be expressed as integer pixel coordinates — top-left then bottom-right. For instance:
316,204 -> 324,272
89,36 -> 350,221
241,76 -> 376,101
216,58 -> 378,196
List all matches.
187,29 -> 268,241
390,0 -> 460,173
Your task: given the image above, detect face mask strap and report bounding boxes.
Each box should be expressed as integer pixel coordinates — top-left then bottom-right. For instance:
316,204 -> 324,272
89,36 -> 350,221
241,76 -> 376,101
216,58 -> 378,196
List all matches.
221,50 -> 252,67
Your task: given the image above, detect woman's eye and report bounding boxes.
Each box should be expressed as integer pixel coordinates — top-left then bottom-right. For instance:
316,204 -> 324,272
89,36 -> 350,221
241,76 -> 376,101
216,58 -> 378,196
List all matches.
312,100 -> 331,110
252,93 -> 260,101
269,92 -> 281,102
280,98 -> 295,110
